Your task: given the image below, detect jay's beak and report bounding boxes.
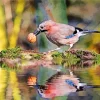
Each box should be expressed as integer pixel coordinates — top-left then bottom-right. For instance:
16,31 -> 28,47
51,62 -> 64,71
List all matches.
34,28 -> 47,36
34,28 -> 41,36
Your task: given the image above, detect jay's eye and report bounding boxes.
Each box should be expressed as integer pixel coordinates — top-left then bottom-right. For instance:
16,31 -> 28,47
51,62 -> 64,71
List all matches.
40,26 -> 43,29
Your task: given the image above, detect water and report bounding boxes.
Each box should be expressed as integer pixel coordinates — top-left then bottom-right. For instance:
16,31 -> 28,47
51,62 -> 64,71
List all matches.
0,59 -> 100,100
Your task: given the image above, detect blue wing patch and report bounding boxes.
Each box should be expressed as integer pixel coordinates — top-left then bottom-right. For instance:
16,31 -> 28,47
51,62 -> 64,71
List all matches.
65,34 -> 75,39
65,79 -> 75,86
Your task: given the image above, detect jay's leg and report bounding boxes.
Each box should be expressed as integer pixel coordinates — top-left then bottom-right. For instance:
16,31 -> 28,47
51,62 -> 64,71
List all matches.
68,44 -> 73,51
43,48 -> 61,54
69,69 -> 74,76
49,48 -> 61,52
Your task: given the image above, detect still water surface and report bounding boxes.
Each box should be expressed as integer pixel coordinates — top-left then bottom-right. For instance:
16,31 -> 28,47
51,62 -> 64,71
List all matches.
0,60 -> 100,100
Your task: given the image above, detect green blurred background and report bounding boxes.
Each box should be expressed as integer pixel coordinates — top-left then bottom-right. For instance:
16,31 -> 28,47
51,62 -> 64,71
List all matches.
0,0 -> 100,52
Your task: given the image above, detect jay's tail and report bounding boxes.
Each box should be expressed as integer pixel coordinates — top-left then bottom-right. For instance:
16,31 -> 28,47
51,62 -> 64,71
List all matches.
77,84 -> 100,92
83,30 -> 100,33
75,27 -> 100,37
75,27 -> 100,34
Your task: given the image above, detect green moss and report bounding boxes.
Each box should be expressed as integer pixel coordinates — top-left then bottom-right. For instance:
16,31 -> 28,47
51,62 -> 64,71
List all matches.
1,63 -> 19,71
0,47 -> 21,59
63,52 -> 80,61
52,51 -> 80,66
94,54 -> 100,65
52,51 -> 62,57
52,51 -> 63,65
1,48 -> 100,70
30,53 -> 43,60
53,56 -> 63,65
62,52 -> 80,67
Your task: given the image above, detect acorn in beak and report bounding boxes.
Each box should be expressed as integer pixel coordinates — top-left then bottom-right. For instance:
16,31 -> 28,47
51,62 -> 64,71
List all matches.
27,28 -> 47,43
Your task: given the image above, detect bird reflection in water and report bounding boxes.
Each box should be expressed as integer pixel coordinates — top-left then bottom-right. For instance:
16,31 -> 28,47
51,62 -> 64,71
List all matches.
27,71 -> 100,99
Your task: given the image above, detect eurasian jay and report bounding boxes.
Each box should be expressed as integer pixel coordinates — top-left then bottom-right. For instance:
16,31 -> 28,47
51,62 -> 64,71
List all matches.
27,71 -> 92,99
32,20 -> 100,50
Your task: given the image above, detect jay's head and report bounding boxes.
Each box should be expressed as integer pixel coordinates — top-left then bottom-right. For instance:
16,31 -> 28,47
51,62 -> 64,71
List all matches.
34,20 -> 55,35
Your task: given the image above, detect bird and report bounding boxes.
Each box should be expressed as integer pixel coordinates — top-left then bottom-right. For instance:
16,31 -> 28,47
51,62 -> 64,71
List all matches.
31,20 -> 100,51
27,71 -> 100,99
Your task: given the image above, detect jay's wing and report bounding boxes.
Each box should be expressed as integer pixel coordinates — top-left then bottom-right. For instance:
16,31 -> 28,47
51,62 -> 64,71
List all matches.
43,72 -> 80,96
45,72 -> 79,89
57,23 -> 75,37
36,72 -> 81,98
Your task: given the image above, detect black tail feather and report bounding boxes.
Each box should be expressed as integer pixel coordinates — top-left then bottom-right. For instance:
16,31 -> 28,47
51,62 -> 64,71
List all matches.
75,27 -> 100,34
76,85 -> 100,92
83,30 -> 100,33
